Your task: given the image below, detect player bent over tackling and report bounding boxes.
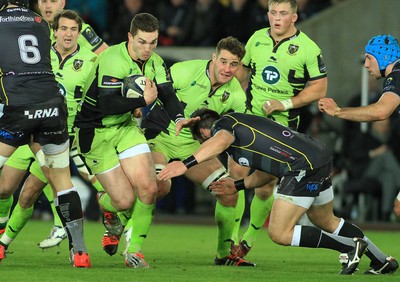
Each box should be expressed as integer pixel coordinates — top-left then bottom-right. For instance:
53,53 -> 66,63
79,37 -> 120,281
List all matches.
159,109 -> 398,275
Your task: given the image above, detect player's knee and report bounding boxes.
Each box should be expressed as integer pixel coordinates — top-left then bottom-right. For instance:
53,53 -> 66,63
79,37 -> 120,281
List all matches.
267,227 -> 288,246
202,167 -> 229,195
216,193 -> 238,207
0,155 -> 8,169
113,197 -> 135,211
155,164 -> 171,199
42,141 -> 70,168
394,198 -> 400,219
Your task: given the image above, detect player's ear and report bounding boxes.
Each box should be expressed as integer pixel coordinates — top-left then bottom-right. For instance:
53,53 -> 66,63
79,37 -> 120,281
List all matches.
292,12 -> 298,23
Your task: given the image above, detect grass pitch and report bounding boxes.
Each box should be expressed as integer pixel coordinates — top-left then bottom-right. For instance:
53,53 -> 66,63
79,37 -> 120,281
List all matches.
1,220 -> 399,281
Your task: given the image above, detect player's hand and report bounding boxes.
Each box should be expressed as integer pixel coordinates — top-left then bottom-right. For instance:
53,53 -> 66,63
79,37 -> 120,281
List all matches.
158,161 -> 187,181
175,117 -> 201,136
143,77 -> 158,106
209,177 -> 237,195
262,99 -> 284,115
318,98 -> 339,117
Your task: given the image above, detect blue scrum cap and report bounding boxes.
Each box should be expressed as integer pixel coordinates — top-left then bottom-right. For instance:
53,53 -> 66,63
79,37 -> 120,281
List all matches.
365,34 -> 400,71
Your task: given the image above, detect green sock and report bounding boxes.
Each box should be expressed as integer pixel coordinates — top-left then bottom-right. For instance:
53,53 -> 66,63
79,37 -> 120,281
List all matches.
242,194 -> 274,247
98,192 -> 117,212
124,215 -> 133,231
0,196 -> 13,228
127,199 -> 154,254
1,203 -> 33,246
43,184 -> 63,227
215,201 -> 236,258
232,190 -> 245,245
118,208 -> 132,227
91,178 -> 105,192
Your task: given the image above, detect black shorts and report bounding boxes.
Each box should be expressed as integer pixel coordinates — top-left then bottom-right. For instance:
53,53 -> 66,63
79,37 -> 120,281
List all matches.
0,96 -> 69,147
277,163 -> 332,197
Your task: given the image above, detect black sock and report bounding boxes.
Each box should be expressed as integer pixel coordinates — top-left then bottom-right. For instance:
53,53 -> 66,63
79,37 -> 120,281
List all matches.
299,225 -> 353,253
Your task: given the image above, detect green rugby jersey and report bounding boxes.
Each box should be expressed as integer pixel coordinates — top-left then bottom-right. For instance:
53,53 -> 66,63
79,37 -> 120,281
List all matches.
51,44 -> 97,134
143,60 -> 246,140
50,23 -> 104,53
243,28 -> 327,128
76,42 -> 170,128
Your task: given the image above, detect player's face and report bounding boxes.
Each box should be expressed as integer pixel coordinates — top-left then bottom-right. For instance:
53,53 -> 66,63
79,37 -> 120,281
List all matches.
54,17 -> 80,52
364,54 -> 382,79
38,0 -> 65,23
198,128 -> 211,143
128,30 -> 158,61
211,50 -> 241,86
268,2 -> 297,38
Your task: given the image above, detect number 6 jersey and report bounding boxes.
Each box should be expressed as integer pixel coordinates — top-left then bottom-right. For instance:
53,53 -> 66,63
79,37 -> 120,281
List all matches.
0,6 -> 59,106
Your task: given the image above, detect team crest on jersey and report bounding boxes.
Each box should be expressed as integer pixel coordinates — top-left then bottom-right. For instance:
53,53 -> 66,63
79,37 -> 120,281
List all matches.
34,16 -> 42,23
238,157 -> 249,167
221,91 -> 230,102
385,77 -> 393,86
73,59 -> 84,71
287,44 -> 299,55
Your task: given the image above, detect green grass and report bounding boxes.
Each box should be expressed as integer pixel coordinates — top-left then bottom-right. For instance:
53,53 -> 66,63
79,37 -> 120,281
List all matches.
1,220 -> 399,281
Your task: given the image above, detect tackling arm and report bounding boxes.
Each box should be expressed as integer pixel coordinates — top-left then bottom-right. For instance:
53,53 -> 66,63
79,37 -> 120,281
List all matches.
157,130 -> 234,181
319,92 -> 400,121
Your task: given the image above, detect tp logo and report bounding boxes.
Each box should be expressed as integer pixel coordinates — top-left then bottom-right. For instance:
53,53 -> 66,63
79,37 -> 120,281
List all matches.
262,66 -> 280,85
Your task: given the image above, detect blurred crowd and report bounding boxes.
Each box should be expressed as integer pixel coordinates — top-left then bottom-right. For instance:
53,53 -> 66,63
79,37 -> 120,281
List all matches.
30,0 -> 343,46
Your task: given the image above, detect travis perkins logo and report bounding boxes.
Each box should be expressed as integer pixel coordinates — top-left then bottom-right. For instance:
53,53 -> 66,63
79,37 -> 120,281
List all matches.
24,108 -> 59,119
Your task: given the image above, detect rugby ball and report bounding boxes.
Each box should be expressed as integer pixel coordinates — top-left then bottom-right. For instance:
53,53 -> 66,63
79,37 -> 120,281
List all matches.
121,74 -> 146,98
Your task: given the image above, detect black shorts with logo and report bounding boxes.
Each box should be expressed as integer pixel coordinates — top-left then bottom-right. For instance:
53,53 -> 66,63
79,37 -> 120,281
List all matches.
277,163 -> 332,197
0,96 -> 68,147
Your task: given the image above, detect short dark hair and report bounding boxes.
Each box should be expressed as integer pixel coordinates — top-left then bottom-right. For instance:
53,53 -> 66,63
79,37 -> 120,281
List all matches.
130,13 -> 159,37
216,36 -> 245,60
190,108 -> 221,141
52,9 -> 83,32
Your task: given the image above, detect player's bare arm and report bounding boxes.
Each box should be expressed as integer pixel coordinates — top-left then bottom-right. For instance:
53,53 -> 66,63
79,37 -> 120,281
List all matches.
158,130 -> 233,180
319,92 -> 400,121
211,170 -> 275,195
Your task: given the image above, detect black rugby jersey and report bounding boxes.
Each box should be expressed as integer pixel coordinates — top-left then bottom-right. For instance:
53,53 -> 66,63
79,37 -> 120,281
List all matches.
382,60 -> 400,97
211,113 -> 332,177
0,7 -> 59,105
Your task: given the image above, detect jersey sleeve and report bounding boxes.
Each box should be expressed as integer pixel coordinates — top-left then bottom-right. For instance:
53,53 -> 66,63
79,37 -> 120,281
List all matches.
242,34 -> 254,68
228,79 -> 247,113
211,116 -> 235,137
383,70 -> 400,96
79,23 -> 104,53
151,54 -> 170,85
304,42 -> 327,80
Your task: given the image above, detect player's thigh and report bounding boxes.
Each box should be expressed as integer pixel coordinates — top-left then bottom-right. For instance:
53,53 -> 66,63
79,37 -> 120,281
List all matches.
185,158 -> 224,184
120,152 -> 157,196
307,199 -> 340,233
76,127 -> 121,175
0,147 -> 33,195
